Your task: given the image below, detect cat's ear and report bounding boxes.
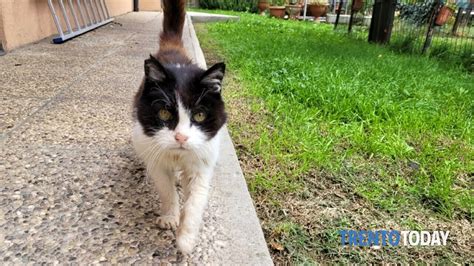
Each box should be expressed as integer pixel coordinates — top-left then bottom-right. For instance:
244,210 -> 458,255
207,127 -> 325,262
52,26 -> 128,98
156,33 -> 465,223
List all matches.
144,55 -> 169,82
200,62 -> 225,93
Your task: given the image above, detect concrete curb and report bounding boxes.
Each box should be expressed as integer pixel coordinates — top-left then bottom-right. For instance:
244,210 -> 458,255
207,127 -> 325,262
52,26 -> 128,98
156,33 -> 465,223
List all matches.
185,15 -> 273,265
188,11 -> 240,23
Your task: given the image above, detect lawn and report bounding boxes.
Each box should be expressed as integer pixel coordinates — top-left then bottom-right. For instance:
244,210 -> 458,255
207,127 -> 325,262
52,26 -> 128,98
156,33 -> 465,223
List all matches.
194,11 -> 473,264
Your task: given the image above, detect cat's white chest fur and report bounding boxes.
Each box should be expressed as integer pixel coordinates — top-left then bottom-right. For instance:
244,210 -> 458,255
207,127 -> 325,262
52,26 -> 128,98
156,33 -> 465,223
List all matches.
131,122 -> 222,254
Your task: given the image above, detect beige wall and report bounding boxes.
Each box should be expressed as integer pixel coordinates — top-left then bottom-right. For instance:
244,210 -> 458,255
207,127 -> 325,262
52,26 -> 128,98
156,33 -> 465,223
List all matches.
108,0 -> 133,16
0,3 -> 5,51
0,0 -> 133,52
139,0 -> 161,11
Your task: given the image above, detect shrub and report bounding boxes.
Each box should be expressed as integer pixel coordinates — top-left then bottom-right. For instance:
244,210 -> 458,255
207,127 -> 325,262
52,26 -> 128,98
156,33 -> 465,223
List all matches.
398,0 -> 437,26
198,0 -> 259,12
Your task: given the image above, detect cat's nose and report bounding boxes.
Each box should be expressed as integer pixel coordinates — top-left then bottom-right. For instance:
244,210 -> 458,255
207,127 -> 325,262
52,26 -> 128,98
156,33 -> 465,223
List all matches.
175,132 -> 189,144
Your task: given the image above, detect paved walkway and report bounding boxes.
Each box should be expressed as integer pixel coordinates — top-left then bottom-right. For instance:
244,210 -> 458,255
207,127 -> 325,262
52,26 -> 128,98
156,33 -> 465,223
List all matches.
1,12 -> 271,264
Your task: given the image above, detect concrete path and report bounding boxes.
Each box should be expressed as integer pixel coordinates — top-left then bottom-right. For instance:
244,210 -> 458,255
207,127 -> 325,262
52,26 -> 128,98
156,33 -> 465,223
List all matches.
1,12 -> 271,264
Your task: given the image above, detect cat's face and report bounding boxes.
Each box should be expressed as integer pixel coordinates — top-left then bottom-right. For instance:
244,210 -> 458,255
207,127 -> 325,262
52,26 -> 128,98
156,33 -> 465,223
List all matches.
136,55 -> 226,151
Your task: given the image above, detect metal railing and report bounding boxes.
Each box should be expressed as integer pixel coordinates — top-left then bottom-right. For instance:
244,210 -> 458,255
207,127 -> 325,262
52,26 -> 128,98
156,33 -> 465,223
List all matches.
47,0 -> 114,43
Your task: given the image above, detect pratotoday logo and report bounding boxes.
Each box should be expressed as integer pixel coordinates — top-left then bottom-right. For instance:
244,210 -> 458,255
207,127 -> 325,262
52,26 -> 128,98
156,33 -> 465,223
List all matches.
339,230 -> 449,247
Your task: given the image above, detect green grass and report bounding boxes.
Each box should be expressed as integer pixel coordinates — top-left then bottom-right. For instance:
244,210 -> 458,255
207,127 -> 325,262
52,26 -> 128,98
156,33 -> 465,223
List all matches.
195,11 -> 473,263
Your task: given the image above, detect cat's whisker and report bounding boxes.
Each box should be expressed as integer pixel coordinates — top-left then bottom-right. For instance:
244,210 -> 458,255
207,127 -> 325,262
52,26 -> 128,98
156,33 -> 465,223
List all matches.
145,144 -> 160,165
195,88 -> 210,106
137,141 -> 159,159
153,84 -> 174,105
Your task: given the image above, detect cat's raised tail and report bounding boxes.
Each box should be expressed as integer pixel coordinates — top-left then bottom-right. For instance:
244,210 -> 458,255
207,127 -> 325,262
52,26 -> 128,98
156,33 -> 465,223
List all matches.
160,0 -> 186,53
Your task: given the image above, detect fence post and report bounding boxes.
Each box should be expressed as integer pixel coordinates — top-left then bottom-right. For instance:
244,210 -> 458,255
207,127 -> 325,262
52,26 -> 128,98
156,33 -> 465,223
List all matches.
451,7 -> 462,35
368,0 -> 396,44
421,0 -> 441,54
348,6 -> 355,33
334,0 -> 344,29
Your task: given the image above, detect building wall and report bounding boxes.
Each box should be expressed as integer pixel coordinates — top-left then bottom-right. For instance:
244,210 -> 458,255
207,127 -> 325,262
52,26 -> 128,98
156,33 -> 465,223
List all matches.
139,0 -> 162,11
0,3 -> 5,51
108,0 -> 134,16
0,0 -> 134,52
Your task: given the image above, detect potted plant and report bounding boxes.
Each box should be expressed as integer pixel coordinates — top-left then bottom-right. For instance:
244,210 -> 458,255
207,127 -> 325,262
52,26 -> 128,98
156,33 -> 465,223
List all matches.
286,0 -> 303,19
258,0 -> 270,13
308,0 -> 329,19
269,0 -> 286,18
435,3 -> 454,26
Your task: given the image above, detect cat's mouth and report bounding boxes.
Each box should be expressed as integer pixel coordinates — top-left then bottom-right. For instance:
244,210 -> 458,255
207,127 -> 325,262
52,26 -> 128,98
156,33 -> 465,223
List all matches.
171,145 -> 187,151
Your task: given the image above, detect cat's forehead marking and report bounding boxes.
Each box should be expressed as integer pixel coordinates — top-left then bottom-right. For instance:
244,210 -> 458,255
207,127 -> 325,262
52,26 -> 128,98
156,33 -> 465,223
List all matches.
176,97 -> 192,134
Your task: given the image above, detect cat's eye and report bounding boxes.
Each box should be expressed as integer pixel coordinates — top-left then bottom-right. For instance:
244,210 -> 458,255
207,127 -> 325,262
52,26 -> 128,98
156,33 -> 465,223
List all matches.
158,109 -> 172,121
193,112 -> 206,123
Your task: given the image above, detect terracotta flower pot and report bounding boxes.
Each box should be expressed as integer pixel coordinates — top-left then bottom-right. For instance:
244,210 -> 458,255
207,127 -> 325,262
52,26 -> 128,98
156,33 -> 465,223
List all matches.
308,4 -> 328,19
435,6 -> 454,26
352,0 -> 364,12
269,6 -> 286,18
258,1 -> 269,13
286,5 -> 302,19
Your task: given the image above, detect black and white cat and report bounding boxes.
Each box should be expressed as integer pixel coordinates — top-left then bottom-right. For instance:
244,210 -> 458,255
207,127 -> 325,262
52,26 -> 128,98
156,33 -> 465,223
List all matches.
131,0 -> 226,254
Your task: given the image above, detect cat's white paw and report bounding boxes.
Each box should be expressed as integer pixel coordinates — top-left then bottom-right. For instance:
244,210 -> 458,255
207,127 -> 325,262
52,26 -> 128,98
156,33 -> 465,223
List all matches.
157,215 -> 179,230
176,230 -> 197,254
